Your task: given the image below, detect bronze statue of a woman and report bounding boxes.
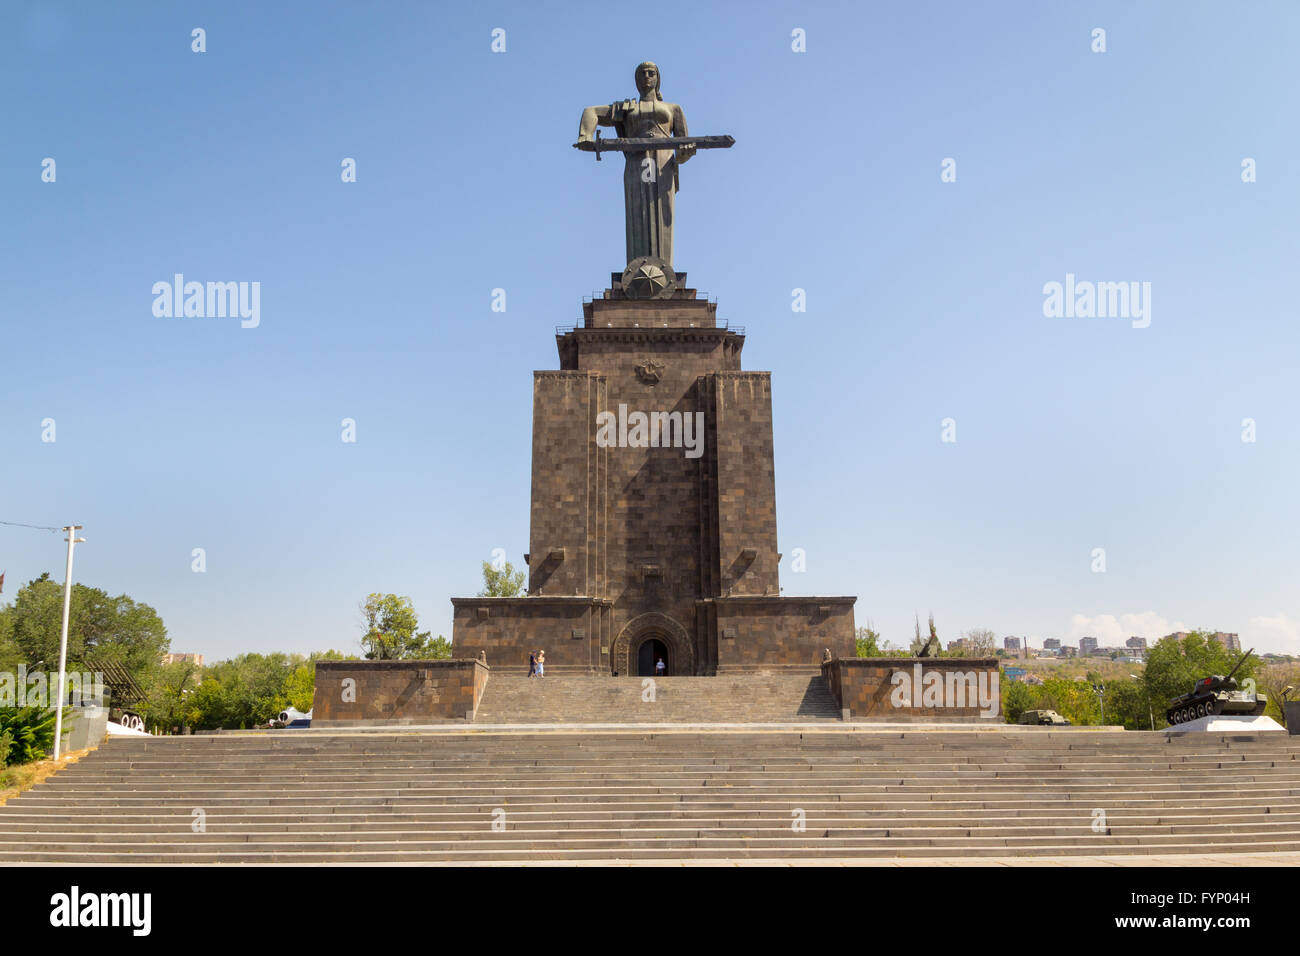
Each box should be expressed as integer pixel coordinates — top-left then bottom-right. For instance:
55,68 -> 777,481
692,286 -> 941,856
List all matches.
575,62 -> 695,267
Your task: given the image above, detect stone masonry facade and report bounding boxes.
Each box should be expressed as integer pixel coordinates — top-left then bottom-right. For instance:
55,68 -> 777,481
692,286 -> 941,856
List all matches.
312,660 -> 490,725
452,271 -> 855,675
822,658 -> 1002,721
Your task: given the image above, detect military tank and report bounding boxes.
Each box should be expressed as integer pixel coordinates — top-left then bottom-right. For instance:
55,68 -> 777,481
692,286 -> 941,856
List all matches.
1018,709 -> 1071,726
1165,647 -> 1267,725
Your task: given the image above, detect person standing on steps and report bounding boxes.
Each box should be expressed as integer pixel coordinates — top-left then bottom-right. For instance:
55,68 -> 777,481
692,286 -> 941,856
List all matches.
528,651 -> 537,678
536,649 -> 545,677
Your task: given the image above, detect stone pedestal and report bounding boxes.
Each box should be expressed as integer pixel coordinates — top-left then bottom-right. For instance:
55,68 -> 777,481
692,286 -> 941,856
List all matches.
450,270 -> 855,677
1164,714 -> 1285,734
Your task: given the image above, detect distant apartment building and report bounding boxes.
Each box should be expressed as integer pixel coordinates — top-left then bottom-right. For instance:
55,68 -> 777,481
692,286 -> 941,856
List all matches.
1079,636 -> 1099,656
1004,636 -> 1021,652
1043,638 -> 1061,651
1125,636 -> 1147,652
162,653 -> 205,667
947,639 -> 968,653
1212,632 -> 1241,653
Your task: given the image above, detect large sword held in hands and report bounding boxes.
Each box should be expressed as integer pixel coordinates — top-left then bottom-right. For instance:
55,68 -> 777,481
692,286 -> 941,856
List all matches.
573,128 -> 736,161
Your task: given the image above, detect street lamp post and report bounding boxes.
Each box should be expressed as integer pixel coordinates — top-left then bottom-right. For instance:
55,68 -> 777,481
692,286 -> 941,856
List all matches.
52,524 -> 85,760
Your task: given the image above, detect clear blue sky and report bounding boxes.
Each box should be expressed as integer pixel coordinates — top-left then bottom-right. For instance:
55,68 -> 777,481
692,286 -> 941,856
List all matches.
3,1 -> 1298,658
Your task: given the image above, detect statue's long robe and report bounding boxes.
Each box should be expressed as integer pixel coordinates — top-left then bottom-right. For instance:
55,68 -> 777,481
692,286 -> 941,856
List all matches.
613,100 -> 687,266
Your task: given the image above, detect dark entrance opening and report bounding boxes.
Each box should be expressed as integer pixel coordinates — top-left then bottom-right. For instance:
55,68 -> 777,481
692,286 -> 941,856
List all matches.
637,638 -> 668,677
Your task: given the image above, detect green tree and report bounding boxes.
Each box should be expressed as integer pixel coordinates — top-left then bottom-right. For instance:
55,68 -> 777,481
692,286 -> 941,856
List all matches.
282,663 -> 315,713
478,561 -> 526,597
1002,678 -> 1038,723
139,658 -> 203,732
1102,678 -> 1154,730
360,594 -> 440,660
187,653 -> 300,730
281,650 -> 359,713
1038,677 -> 1102,725
5,573 -> 168,689
0,606 -> 22,674
855,625 -> 883,657
1257,661 -> 1300,726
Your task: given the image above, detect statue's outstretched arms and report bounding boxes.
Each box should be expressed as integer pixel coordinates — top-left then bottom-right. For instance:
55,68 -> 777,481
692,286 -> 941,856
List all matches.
672,104 -> 694,163
575,104 -> 619,149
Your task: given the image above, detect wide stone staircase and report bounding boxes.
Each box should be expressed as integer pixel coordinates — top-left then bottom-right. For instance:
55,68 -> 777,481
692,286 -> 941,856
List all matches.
473,674 -> 841,723
2,729 -> 1299,863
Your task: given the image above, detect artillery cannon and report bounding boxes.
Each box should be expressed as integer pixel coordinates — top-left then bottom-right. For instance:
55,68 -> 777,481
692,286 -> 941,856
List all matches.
1165,647 -> 1267,725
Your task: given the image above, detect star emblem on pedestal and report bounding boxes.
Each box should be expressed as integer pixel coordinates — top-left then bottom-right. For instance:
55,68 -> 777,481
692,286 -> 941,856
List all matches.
626,262 -> 668,298
620,256 -> 676,299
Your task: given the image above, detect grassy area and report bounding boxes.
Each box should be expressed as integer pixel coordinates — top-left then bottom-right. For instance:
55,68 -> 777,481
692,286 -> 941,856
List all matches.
0,747 -> 94,807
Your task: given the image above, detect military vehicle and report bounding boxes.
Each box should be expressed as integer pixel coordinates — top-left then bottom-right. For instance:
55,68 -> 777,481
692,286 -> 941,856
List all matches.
1165,647 -> 1267,726
1018,709 -> 1071,726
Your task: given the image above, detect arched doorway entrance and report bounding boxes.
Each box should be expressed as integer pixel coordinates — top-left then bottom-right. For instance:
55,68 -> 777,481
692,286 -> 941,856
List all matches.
611,612 -> 695,676
636,636 -> 669,677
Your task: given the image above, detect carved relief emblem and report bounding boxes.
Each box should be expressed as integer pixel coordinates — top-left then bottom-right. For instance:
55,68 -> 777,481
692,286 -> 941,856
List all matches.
621,256 -> 675,299
635,360 -> 665,384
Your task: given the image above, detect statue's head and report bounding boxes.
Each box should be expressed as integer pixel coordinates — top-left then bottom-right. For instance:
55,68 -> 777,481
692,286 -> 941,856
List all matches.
635,61 -> 662,100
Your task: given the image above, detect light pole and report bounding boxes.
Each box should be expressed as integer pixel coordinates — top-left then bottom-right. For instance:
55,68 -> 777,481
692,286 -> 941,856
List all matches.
1133,674 -> 1154,730
52,524 -> 84,760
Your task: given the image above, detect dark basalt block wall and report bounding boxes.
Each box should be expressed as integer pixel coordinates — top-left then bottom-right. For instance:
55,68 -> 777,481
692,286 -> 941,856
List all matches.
823,658 -> 1002,721
714,597 -> 856,670
312,660 -> 489,724
451,281 -> 855,675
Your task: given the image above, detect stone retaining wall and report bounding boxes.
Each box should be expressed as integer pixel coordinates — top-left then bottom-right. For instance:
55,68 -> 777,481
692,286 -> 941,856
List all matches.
312,660 -> 489,725
823,658 -> 1002,721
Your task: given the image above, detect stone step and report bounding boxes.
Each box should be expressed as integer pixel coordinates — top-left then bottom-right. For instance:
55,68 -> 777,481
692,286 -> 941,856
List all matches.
8,822 -> 1300,846
4,834 -> 1300,865
5,808 -> 1296,827
3,730 -> 1297,863
46,763 -> 1300,777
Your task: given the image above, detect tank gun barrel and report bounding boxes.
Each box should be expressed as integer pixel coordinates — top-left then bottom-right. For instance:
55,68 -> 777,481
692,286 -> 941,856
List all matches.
1225,647 -> 1255,682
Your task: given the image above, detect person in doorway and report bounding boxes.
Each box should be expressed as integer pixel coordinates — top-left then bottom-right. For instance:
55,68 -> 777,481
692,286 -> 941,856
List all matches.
656,657 -> 666,677
536,649 -> 545,677
528,651 -> 537,678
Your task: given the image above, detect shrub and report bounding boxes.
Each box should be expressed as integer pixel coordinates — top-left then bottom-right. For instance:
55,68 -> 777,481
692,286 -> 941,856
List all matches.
0,707 -> 63,766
